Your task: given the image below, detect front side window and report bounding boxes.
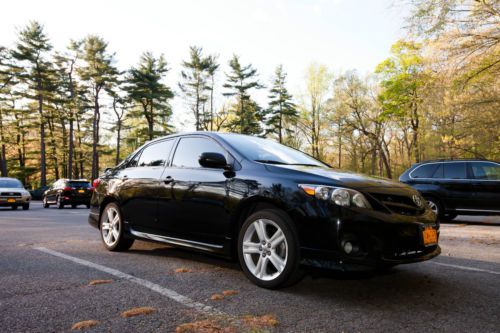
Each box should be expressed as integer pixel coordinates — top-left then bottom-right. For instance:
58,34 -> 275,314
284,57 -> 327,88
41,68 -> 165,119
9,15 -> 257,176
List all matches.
137,139 -> 174,167
444,162 -> 467,179
470,162 -> 500,180
172,137 -> 226,168
411,164 -> 440,178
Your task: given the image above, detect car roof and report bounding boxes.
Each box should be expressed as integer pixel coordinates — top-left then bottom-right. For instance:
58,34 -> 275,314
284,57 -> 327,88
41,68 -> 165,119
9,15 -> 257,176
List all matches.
416,158 -> 498,165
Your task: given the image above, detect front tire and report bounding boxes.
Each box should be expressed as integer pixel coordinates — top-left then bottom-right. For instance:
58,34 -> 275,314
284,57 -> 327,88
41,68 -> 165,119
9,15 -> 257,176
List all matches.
100,202 -> 134,251
57,196 -> 64,209
43,197 -> 49,208
11,205 -> 17,210
238,209 -> 303,289
22,204 -> 29,210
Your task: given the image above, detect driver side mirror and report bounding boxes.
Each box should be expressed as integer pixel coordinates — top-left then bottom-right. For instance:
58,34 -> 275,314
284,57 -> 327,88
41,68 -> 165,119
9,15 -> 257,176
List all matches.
199,152 -> 228,169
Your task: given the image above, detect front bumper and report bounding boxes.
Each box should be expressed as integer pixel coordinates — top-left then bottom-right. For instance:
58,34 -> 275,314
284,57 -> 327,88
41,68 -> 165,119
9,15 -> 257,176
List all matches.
297,203 -> 440,267
0,196 -> 30,206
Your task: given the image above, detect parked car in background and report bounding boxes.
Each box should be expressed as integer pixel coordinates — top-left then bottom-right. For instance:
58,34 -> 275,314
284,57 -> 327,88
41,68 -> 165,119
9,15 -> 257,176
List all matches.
89,132 -> 440,289
43,179 -> 92,209
400,159 -> 500,220
0,177 -> 31,210
29,185 -> 49,200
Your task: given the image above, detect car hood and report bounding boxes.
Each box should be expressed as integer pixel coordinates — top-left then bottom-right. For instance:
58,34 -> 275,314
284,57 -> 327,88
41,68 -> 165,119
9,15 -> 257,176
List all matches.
267,165 -> 416,195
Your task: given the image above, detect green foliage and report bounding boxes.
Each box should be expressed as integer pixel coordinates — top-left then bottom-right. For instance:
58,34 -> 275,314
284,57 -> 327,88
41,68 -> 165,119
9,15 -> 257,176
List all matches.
265,65 -> 297,143
223,55 -> 264,135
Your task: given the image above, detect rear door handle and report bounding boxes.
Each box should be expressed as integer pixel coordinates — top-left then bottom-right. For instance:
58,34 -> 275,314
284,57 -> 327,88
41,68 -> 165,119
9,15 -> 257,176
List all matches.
121,175 -> 128,180
164,176 -> 174,184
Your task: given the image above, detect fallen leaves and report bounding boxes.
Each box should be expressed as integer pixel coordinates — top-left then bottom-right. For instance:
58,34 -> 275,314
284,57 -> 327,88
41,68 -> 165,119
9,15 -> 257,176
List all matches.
222,290 -> 239,296
71,320 -> 99,330
242,314 -> 279,328
88,279 -> 112,286
175,319 -> 236,333
210,293 -> 225,301
175,268 -> 192,273
120,306 -> 156,318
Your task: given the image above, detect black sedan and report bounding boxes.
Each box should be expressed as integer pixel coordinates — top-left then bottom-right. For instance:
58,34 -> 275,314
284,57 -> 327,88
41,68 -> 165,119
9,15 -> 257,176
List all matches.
89,132 -> 440,288
43,179 -> 92,209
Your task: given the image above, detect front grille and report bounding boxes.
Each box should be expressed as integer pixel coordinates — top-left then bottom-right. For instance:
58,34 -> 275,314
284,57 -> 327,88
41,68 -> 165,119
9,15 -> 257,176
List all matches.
370,193 -> 424,216
1,192 -> 21,197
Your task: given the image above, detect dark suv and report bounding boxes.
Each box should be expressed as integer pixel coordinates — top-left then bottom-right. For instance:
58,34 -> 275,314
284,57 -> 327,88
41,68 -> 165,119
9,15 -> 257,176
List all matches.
43,179 -> 93,209
89,132 -> 440,288
400,159 -> 500,219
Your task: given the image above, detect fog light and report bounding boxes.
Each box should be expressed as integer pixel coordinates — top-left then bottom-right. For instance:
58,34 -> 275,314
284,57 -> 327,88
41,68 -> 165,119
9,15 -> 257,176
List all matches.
343,241 -> 353,254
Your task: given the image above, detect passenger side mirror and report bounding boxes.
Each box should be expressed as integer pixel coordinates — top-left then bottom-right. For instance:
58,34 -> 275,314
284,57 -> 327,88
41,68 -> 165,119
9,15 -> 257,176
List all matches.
199,152 -> 228,169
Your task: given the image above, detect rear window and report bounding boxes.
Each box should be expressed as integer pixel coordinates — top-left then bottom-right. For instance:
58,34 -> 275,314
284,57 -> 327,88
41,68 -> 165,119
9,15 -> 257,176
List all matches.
411,164 -> 441,178
444,163 -> 467,179
68,181 -> 90,188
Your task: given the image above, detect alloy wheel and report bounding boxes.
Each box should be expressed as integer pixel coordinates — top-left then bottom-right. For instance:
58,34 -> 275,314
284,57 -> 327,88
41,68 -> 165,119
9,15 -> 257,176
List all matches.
242,218 -> 288,281
101,206 -> 121,247
427,200 -> 439,215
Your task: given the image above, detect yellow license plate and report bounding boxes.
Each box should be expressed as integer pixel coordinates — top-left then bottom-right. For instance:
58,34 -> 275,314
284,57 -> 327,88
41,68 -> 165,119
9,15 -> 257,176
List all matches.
423,227 -> 437,246
78,190 -> 85,193
7,198 -> 16,203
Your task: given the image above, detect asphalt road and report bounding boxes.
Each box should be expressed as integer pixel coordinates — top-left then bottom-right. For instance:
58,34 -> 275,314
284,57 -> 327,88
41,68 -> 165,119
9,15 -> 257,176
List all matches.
0,202 -> 499,333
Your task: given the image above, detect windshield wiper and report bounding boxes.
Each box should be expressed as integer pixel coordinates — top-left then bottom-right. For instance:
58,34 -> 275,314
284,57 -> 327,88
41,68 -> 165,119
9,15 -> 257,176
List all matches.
287,163 -> 320,167
254,159 -> 290,165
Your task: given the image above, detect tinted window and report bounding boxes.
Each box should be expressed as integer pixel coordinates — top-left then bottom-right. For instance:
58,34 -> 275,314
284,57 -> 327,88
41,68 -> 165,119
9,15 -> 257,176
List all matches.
128,152 -> 141,168
137,140 -> 174,167
411,164 -> 440,178
0,179 -> 23,188
172,137 -> 226,168
444,163 -> 467,179
471,162 -> 500,180
432,164 -> 444,178
67,181 -> 90,188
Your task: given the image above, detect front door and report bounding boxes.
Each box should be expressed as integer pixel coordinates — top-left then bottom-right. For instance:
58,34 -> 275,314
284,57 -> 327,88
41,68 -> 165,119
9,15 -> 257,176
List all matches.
158,136 -> 231,247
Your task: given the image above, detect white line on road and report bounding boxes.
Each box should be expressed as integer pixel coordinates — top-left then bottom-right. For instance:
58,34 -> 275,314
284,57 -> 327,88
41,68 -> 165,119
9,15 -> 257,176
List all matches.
34,246 -> 224,315
430,261 -> 500,275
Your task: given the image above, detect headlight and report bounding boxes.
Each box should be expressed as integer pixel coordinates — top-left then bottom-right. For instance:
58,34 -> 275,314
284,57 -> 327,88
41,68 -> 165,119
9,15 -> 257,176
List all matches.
299,184 -> 372,209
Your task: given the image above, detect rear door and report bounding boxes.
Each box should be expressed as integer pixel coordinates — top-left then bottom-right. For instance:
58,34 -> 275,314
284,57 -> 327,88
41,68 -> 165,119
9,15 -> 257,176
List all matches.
469,161 -> 500,212
440,162 -> 474,210
118,139 -> 175,232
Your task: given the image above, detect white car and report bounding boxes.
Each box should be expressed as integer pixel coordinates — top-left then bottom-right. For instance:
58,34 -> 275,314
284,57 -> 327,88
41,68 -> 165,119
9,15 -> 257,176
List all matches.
0,177 -> 31,210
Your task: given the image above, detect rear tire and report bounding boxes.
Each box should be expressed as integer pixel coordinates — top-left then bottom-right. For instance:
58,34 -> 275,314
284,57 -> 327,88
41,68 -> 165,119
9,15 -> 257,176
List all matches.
425,196 -> 442,218
22,204 -> 29,210
71,204 -> 77,209
43,197 -> 49,208
100,202 -> 134,251
11,205 -> 17,210
86,204 -> 90,209
238,209 -> 303,289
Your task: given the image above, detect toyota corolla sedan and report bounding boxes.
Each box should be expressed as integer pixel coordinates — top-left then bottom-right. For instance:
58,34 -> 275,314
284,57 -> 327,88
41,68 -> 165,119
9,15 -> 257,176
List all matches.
89,132 -> 440,288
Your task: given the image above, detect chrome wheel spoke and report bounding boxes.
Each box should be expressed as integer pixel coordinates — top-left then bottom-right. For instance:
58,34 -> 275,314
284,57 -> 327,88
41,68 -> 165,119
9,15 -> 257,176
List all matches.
243,241 -> 261,254
254,220 -> 267,242
269,253 -> 285,273
101,222 -> 111,230
111,228 -> 119,240
270,229 -> 285,248
107,209 -> 114,222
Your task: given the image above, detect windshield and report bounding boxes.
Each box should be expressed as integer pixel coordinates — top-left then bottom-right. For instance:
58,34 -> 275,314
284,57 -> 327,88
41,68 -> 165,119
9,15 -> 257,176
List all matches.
220,134 -> 327,167
0,179 -> 23,188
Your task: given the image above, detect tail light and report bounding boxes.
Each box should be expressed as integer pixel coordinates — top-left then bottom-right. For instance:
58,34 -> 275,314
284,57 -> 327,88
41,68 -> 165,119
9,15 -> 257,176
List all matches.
89,186 -> 95,191
63,186 -> 73,191
92,179 -> 101,188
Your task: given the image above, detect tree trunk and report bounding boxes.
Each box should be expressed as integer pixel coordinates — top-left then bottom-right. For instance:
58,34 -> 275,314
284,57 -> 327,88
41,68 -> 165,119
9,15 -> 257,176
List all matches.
92,89 -> 100,180
0,108 -> 7,176
68,61 -> 75,179
37,75 -> 47,186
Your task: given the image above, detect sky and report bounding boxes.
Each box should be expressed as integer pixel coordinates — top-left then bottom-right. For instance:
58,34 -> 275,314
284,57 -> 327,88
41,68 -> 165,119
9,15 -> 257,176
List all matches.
0,0 -> 411,130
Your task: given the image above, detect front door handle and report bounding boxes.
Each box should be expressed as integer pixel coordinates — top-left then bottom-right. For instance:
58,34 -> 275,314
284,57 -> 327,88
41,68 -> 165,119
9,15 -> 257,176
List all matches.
164,176 -> 174,184
121,175 -> 128,181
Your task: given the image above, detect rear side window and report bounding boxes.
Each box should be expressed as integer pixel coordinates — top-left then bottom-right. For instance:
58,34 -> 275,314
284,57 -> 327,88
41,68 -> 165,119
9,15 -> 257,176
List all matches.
137,139 -> 174,167
411,164 -> 441,178
444,163 -> 467,179
470,162 -> 500,180
172,137 -> 226,168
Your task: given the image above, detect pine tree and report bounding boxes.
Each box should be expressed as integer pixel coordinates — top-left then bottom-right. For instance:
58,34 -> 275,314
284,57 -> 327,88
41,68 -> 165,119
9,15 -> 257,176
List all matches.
223,55 -> 263,134
266,65 -> 297,143
179,46 -> 210,131
126,52 -> 173,141
11,21 -> 53,186
77,35 -> 118,180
